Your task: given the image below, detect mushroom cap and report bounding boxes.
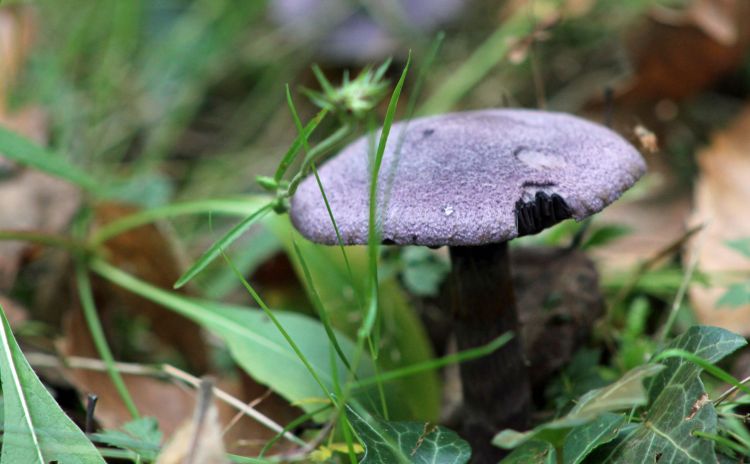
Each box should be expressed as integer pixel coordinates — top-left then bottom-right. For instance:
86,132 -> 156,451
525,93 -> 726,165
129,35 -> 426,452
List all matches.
290,109 -> 646,247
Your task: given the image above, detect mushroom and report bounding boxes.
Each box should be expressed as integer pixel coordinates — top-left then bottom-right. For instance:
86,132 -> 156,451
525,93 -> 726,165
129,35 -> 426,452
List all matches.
269,0 -> 464,63
289,109 -> 646,460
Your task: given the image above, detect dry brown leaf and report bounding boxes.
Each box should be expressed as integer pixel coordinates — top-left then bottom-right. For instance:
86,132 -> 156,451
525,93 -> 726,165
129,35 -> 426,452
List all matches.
59,307 -> 196,436
616,0 -> 750,103
650,0 -> 737,46
592,179 -> 691,273
0,109 -> 79,290
157,380 -> 228,464
687,106 -> 750,334
0,294 -> 27,327
59,306 -> 299,449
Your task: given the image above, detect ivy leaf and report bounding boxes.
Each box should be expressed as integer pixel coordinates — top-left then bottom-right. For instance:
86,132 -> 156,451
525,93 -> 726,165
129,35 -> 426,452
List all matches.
494,364 -> 663,449
401,247 -> 450,297
562,413 -> 625,464
590,326 -> 746,463
500,440 -> 556,464
92,417 -> 162,461
0,306 -> 105,464
346,405 -> 471,464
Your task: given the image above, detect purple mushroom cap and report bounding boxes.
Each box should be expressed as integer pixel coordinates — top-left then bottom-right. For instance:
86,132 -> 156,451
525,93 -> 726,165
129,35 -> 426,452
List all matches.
290,109 -> 646,247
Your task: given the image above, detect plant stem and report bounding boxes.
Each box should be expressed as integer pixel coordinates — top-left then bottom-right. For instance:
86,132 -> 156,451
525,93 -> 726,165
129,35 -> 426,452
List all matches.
286,124 -> 352,196
74,261 -> 140,419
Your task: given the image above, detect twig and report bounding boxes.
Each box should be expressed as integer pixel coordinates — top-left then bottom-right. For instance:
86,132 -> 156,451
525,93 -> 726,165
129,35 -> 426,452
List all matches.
161,365 -> 307,447
609,223 -> 704,313
657,223 -> 708,344
715,374 -> 750,406
222,389 -> 273,437
25,353 -> 307,447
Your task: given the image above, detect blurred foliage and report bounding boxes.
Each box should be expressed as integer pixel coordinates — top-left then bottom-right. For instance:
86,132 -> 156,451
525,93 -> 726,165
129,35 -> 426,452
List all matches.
1,0 -> 750,462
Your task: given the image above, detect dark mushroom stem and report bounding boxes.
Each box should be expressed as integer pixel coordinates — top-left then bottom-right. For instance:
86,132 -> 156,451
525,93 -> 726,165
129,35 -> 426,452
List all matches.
449,242 -> 531,462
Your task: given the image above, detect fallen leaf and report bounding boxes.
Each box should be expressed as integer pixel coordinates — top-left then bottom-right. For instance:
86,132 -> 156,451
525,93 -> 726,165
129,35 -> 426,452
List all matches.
59,306 -> 196,437
650,0 -> 737,46
0,110 -> 78,290
156,380 -> 228,464
0,294 -> 27,328
592,179 -> 692,273
616,0 -> 750,103
687,106 -> 750,334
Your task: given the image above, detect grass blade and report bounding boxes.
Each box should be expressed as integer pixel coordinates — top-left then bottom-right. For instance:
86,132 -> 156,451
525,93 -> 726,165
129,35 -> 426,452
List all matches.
91,197 -> 269,245
273,108 -> 328,182
419,13 -> 535,114
352,333 -> 513,390
0,126 -> 100,193
361,52 -> 412,339
293,241 -> 353,372
75,261 -> 140,419
174,202 -> 274,288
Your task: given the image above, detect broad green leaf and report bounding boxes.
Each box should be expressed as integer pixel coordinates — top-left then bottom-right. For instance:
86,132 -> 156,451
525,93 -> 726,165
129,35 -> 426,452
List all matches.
500,440 -> 556,464
562,413 -> 625,464
92,260 -> 375,419
346,405 -> 470,464
91,417 -> 162,461
592,326 -> 746,463
264,216 -> 441,421
0,306 -> 105,464
494,364 -> 664,449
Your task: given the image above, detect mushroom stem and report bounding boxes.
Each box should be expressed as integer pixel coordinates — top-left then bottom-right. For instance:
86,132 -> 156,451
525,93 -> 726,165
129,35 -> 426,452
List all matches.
449,242 -> 531,461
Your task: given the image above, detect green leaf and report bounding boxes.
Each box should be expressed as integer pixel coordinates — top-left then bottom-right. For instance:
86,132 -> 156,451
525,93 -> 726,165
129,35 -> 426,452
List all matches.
726,238 -> 750,259
562,413 -> 626,464
581,224 -> 632,250
494,364 -> 664,449
0,305 -> 105,464
92,260 -> 375,419
91,417 -> 162,461
500,440 -> 556,464
591,326 -> 746,463
346,405 -> 470,464
0,127 -> 100,193
545,348 -> 608,415
266,217 -> 441,420
716,282 -> 750,308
